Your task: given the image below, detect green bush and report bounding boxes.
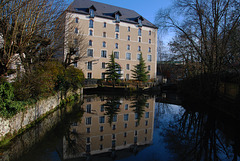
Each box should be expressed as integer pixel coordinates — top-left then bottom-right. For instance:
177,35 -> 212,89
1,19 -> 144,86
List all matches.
55,66 -> 85,92
0,82 -> 24,117
13,61 -> 64,101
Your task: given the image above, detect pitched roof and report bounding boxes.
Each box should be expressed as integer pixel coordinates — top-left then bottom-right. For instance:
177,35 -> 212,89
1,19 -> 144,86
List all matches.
67,0 -> 158,29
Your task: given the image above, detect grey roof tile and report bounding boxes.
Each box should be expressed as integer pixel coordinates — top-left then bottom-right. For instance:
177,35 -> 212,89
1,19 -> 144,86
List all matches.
67,0 -> 158,29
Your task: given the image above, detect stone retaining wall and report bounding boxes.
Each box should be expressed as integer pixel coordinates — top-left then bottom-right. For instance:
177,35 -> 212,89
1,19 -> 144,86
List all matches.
0,88 -> 82,142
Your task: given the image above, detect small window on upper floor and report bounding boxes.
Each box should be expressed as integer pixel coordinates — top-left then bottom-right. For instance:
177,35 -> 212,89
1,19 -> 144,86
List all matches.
138,37 -> 141,42
103,32 -> 106,37
149,39 -> 151,44
89,40 -> 92,46
102,41 -> 106,48
115,33 -> 119,39
115,43 -> 118,49
138,28 -> 142,36
75,18 -> 79,23
89,20 -> 93,28
148,47 -> 151,53
115,24 -> 119,32
103,22 -> 107,28
89,29 -> 93,36
127,44 -> 130,50
128,27 -> 130,32
138,46 -> 141,51
127,35 -> 130,41
75,28 -> 78,34
149,30 -> 151,35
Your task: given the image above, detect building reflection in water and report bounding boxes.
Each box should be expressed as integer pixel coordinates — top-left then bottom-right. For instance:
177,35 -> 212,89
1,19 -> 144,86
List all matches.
62,95 -> 155,160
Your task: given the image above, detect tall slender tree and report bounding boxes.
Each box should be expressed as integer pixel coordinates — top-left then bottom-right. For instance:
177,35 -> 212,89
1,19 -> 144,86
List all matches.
105,53 -> 122,87
131,53 -> 149,82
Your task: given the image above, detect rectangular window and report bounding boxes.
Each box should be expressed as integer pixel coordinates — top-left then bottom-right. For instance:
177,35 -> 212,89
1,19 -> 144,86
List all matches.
86,104 -> 91,113
87,73 -> 92,79
124,132 -> 127,137
103,32 -> 106,37
112,134 -> 116,139
113,115 -> 117,122
145,120 -> 148,126
89,20 -> 93,28
86,144 -> 91,152
112,124 -> 116,130
135,113 -> 138,120
148,65 -> 151,71
138,28 -> 142,36
149,39 -> 151,44
128,35 -> 130,41
75,28 -> 78,34
124,104 -> 128,110
115,24 -> 119,32
100,144 -> 103,150
100,105 -> 104,112
124,114 -> 129,121
149,30 -> 151,35
114,51 -> 119,59
75,18 -> 79,23
87,61 -> 92,70
128,26 -> 130,32
138,46 -> 141,51
147,55 -> 152,62
101,73 -> 105,79
137,53 -> 141,60
88,49 -> 93,57
126,53 -> 131,60
99,116 -> 105,123
102,62 -> 106,69
100,135 -> 103,141
86,117 -> 92,125
101,50 -> 107,58
124,123 -> 128,128
103,22 -> 106,28
126,74 -> 129,80
126,64 -> 130,70
74,62 -> 77,67
87,127 -> 90,133
138,37 -> 141,42
89,29 -> 93,36
100,126 -> 104,132
146,103 -> 149,108
145,112 -> 149,118
115,33 -> 119,39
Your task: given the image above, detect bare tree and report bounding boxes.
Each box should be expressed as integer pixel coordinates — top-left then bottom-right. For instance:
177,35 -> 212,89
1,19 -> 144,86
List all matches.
155,0 -> 240,94
0,0 -> 65,77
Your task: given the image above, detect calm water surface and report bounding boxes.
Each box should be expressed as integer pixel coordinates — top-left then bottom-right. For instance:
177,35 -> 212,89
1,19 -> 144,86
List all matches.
3,94 -> 239,161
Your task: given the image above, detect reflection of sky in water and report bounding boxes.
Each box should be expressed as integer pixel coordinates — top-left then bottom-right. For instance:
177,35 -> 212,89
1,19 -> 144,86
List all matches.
117,103 -> 184,161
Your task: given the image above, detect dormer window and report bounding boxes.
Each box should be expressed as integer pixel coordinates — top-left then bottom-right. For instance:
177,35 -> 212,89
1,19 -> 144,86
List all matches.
115,14 -> 120,22
89,5 -> 96,18
114,11 -> 122,23
137,16 -> 144,27
90,9 -> 94,18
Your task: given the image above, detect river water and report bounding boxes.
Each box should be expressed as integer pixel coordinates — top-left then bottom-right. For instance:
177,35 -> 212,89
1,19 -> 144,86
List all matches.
1,93 -> 239,161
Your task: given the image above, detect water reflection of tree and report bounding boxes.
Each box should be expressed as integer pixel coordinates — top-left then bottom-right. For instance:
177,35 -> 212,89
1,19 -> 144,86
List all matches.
162,108 -> 238,161
61,101 -> 85,156
131,94 -> 147,123
102,96 -> 121,125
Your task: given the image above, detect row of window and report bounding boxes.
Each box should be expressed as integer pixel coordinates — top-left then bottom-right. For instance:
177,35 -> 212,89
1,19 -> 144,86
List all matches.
85,112 -> 149,125
85,136 -> 148,152
85,120 -> 149,134
89,40 -> 152,50
87,49 -> 152,61
87,72 -> 151,80
86,129 -> 148,144
86,103 -> 150,113
75,18 -> 152,35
